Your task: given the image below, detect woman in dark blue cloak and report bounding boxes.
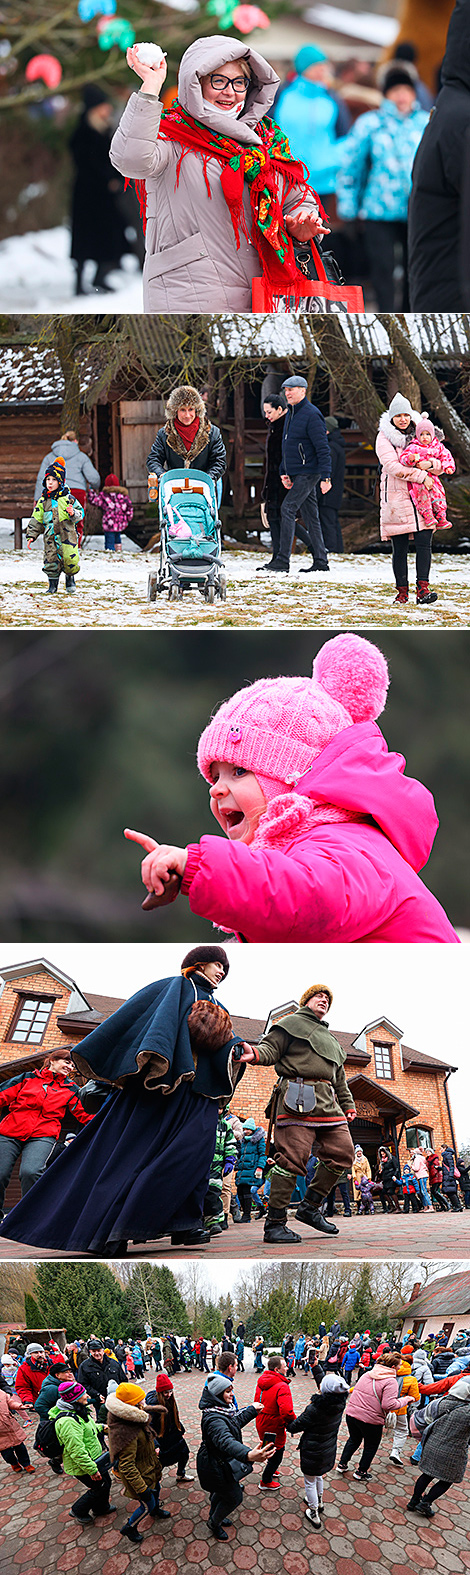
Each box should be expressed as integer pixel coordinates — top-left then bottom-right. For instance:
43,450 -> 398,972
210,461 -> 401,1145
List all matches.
0,947 -> 244,1256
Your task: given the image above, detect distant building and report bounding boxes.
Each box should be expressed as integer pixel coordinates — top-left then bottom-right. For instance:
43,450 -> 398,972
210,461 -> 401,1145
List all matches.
398,1268 -> 470,1347
0,957 -> 458,1208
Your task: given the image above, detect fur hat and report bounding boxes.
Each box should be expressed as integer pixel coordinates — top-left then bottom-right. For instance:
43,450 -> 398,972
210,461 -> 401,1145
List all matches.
166,385 -> 205,420
181,945 -> 230,978
299,984 -> 333,1009
415,418 -> 435,441
115,1383 -> 146,1406
197,635 -> 389,802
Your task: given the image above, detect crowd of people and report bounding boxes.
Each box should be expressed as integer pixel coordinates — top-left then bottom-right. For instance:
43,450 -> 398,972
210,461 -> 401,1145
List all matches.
1,1317 -> 469,1543
24,377 -> 457,611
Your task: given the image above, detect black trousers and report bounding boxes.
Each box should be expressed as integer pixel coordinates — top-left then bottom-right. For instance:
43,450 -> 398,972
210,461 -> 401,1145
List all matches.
364,219 -> 409,310
237,1183 -> 253,1219
339,1416 -> 383,1472
209,1480 -> 243,1527
73,1467 -> 112,1517
392,531 -> 433,586
318,501 -> 343,553
2,1444 -> 30,1467
266,497 -> 312,559
414,1472 -> 451,1505
279,473 -> 328,568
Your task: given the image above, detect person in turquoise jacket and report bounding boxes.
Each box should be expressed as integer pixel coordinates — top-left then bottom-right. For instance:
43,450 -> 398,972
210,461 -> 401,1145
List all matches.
336,63 -> 428,308
235,1119 -> 266,1223
274,45 -> 351,205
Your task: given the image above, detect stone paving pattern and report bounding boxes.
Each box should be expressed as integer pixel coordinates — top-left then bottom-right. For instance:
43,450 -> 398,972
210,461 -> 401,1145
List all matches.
0,1366 -> 469,1574
1,1209 -> 469,1260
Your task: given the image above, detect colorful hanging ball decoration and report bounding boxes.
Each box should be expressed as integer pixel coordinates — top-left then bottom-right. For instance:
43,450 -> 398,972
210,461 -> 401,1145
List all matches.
97,16 -> 136,49
78,0 -> 116,20
207,0 -> 238,27
232,5 -> 270,30
25,54 -> 63,90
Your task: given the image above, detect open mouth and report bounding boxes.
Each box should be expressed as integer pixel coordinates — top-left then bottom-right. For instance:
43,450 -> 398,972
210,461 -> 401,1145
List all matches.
224,810 -> 245,836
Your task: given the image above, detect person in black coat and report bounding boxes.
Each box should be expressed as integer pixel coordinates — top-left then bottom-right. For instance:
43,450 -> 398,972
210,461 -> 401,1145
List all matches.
258,394 -> 315,571
270,376 -> 331,574
287,1373 -> 348,1527
316,418 -> 346,552
196,1373 -> 275,1541
78,1341 -> 125,1416
441,1147 -> 464,1211
146,386 -> 226,484
70,84 -> 131,295
376,1146 -> 401,1213
408,0 -> 470,309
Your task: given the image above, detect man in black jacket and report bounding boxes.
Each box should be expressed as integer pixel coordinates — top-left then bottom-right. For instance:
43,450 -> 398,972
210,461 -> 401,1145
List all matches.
316,417 -> 346,552
77,1340 -> 125,1415
268,377 -> 331,573
258,394 -> 317,571
408,0 -> 470,309
146,386 -> 226,488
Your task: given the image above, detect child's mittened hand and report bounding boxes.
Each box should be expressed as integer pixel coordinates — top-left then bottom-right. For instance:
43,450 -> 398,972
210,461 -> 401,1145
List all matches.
27,540 -> 33,550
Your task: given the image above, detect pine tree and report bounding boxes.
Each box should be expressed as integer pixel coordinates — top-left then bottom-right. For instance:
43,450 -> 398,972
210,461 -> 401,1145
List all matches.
24,1292 -> 47,1330
262,1286 -> 298,1345
121,1265 -> 190,1337
34,1263 -> 124,1341
301,1296 -> 339,1337
199,1301 -> 224,1340
349,1265 -> 376,1335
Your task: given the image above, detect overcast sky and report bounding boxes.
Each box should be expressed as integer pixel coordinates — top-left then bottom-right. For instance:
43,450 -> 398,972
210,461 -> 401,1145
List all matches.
1,941 -> 468,1144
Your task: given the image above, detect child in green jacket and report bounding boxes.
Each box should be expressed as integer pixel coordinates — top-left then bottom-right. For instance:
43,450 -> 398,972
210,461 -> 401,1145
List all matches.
26,460 -> 83,593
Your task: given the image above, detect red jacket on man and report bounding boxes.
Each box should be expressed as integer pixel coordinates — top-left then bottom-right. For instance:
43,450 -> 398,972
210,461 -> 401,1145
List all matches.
0,1069 -> 92,1142
15,1358 -> 50,1405
254,1369 -> 296,1448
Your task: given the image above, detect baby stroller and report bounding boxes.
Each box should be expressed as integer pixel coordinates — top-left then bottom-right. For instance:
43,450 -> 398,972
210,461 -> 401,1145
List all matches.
147,468 -> 226,604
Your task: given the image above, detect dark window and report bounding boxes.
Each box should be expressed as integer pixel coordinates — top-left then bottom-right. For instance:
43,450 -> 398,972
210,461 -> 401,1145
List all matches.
373,1043 -> 393,1079
405,1125 -> 433,1151
9,997 -> 54,1045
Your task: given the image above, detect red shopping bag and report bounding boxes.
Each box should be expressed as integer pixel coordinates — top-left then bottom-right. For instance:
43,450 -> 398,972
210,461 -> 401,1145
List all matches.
252,239 -> 364,313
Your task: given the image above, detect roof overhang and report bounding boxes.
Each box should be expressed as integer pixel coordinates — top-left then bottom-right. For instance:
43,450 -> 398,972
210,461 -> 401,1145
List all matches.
348,1072 -> 419,1120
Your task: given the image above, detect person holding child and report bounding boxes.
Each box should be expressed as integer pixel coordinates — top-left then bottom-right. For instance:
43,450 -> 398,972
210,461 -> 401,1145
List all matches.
376,393 -> 453,606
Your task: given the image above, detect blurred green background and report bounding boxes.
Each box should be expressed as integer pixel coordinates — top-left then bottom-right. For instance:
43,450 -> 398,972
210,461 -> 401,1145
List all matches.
0,630 -> 468,940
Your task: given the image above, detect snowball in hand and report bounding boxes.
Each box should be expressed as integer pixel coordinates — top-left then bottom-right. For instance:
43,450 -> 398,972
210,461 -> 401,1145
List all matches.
135,43 -> 167,66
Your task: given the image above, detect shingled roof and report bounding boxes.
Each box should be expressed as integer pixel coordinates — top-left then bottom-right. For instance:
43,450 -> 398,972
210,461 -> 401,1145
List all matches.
399,1269 -> 470,1319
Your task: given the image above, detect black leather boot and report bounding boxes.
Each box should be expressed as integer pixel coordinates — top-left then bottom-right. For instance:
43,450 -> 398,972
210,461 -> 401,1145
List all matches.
264,1206 -> 301,1244
296,1189 -> 339,1235
170,1228 -> 210,1246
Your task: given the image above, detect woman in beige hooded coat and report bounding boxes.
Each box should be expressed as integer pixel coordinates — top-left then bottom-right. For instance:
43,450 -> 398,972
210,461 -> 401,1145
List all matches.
110,35 -> 326,312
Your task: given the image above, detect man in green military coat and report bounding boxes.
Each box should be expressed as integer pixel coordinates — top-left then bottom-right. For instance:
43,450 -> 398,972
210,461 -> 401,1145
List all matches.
240,985 -> 356,1245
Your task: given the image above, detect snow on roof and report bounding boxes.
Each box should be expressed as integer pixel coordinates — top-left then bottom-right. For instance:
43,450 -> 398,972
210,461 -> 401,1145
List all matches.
212,313 -> 470,361
0,346 -> 98,404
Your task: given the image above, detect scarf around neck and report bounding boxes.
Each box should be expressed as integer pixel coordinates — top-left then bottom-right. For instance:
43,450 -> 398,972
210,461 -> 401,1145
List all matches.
135,103 -> 326,308
174,413 -> 200,449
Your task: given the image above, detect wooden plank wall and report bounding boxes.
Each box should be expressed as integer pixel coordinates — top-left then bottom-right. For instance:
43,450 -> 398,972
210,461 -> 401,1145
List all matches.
0,407 -> 93,518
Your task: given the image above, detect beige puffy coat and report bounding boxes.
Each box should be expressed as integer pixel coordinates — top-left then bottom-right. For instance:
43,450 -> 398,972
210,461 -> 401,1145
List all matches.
110,36 -> 319,312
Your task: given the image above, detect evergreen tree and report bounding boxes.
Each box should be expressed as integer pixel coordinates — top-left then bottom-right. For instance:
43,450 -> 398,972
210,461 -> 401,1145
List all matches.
24,1292 -> 46,1330
349,1265 -> 376,1335
301,1297 -> 339,1338
34,1263 -> 124,1341
121,1266 -> 190,1338
262,1286 -> 298,1345
199,1301 -> 224,1340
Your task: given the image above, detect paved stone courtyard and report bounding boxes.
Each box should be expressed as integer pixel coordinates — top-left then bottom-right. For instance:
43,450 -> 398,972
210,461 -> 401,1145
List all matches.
1,1366 -> 469,1575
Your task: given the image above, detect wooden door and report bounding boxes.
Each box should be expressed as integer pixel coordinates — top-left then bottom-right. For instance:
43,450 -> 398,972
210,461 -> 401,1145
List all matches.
119,401 -> 166,502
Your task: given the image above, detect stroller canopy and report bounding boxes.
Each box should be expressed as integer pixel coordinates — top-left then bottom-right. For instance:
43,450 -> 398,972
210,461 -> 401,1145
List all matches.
160,469 -> 219,560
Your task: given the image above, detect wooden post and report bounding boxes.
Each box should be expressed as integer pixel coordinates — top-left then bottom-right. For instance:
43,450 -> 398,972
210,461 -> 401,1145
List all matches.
233,378 -> 245,520
14,517 -> 23,550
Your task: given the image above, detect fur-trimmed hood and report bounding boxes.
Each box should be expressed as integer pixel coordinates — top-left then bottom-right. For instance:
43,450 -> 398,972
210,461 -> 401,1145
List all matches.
378,408 -> 420,449
106,1395 -> 150,1424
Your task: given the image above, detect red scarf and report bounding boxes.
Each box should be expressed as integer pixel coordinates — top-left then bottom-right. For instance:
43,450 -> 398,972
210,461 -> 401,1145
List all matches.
130,104 -> 325,308
173,414 -> 200,449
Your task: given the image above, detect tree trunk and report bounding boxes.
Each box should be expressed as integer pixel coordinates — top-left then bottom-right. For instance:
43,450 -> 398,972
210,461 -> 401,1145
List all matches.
54,322 -> 81,434
305,316 -> 384,443
382,0 -> 454,91
14,518 -> 23,550
381,314 -> 470,467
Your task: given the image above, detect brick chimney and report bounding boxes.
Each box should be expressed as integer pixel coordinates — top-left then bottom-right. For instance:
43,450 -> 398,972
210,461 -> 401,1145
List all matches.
409,1281 -> 423,1302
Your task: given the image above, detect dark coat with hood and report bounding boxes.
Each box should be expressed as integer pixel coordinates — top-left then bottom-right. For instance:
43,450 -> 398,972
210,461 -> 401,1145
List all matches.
106,1394 -> 162,1497
235,1127 -> 266,1185
419,1392 -> 470,1482
408,0 -> 470,309
441,1147 -> 460,1196
376,1152 -> 400,1194
288,1387 -> 348,1474
197,1396 -> 256,1498
70,113 -> 129,267
147,390 -> 226,479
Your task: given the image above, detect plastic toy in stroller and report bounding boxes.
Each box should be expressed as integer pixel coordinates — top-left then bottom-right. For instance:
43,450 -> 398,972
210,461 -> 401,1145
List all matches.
147,468 -> 227,603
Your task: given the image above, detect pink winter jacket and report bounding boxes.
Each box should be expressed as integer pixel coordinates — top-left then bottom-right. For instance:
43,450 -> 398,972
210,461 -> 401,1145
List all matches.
0,1389 -> 28,1449
181,722 -> 458,943
376,411 -> 439,538
346,1365 -> 400,1427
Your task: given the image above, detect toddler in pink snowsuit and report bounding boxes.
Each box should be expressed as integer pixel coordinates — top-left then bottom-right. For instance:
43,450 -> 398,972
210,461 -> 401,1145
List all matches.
124,634 -> 458,944
400,418 -> 455,528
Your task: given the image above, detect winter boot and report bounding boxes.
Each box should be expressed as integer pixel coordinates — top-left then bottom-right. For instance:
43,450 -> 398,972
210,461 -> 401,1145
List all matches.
65,575 -> 76,594
47,579 -> 59,594
416,581 -> 438,604
170,1228 -> 210,1246
264,1206 -> 301,1245
120,1523 -> 143,1544
221,1214 -> 229,1230
231,1202 -> 242,1223
393,584 -> 409,604
295,1188 -> 339,1235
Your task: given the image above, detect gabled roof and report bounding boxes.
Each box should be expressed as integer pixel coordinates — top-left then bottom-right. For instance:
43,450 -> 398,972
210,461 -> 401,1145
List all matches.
347,1072 -> 419,1120
399,1269 -> 470,1319
0,958 -> 90,1015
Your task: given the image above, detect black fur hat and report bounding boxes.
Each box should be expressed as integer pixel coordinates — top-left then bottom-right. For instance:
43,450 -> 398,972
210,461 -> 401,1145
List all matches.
181,945 -> 230,978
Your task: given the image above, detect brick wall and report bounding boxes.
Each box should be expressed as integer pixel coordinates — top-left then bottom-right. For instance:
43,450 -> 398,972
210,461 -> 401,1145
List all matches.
0,971 -> 72,1065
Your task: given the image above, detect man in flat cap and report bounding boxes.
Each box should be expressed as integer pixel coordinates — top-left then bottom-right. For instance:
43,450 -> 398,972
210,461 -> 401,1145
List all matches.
265,377 -> 331,575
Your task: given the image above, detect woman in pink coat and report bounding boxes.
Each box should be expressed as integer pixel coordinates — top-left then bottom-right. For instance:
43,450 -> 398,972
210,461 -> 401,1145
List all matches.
125,633 -> 458,945
376,392 -> 449,607
337,1353 -> 403,1480
0,1383 -> 35,1472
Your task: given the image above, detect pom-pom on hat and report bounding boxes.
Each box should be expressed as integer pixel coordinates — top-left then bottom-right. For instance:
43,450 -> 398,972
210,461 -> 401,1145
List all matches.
115,1383 -> 146,1406
197,635 -> 389,801
415,418 -> 435,441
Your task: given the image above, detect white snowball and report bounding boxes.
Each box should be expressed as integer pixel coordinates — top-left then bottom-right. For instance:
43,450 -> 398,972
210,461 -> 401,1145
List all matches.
135,43 -> 167,66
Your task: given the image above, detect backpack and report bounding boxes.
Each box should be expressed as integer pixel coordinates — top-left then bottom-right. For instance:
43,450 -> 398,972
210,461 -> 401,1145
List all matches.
34,1416 -> 63,1460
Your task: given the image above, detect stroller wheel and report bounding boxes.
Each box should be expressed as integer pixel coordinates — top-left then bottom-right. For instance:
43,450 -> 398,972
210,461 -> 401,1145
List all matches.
205,584 -> 215,604
147,572 -> 158,604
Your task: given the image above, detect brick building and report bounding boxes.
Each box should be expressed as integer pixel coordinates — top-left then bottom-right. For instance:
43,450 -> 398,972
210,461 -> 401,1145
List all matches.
0,958 -> 458,1207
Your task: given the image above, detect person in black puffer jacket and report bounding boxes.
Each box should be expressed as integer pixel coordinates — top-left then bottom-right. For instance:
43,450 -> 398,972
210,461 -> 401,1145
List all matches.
441,1147 -> 464,1211
196,1372 -> 275,1541
146,386 -> 226,484
287,1372 -> 349,1527
376,1147 -> 401,1212
408,0 -> 470,309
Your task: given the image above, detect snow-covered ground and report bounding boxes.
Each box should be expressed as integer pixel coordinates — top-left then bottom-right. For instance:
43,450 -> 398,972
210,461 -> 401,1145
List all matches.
0,225 -> 143,312
1,521 -> 469,629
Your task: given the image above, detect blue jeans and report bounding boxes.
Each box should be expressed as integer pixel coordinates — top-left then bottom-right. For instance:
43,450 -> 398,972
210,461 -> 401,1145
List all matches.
415,1176 -> 432,1207
104,532 -> 121,549
0,1134 -> 55,1213
279,472 -> 328,568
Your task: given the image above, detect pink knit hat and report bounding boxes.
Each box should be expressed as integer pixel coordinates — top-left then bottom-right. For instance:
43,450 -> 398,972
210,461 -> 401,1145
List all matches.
415,418 -> 435,440
197,635 -> 389,800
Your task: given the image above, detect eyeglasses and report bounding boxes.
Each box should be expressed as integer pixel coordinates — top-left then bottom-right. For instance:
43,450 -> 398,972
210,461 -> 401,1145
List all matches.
209,73 -> 248,94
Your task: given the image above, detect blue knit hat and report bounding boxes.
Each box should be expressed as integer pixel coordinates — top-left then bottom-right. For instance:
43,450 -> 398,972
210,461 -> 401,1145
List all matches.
295,45 -> 327,74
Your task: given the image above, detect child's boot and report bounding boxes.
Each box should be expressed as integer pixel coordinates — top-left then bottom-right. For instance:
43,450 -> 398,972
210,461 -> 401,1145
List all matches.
65,575 -> 76,594
416,581 -> 437,604
47,578 -> 59,594
264,1207 -> 301,1245
393,583 -> 409,604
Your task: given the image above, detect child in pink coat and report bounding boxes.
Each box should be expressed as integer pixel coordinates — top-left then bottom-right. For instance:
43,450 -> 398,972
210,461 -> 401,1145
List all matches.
400,419 -> 455,528
125,634 -> 458,945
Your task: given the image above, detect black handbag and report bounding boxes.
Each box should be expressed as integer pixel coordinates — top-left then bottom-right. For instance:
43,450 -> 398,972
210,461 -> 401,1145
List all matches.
293,238 -> 345,286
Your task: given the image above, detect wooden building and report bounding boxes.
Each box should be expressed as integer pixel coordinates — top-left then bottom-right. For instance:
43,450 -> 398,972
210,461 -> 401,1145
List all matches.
398,1268 -> 470,1347
0,957 -> 458,1213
